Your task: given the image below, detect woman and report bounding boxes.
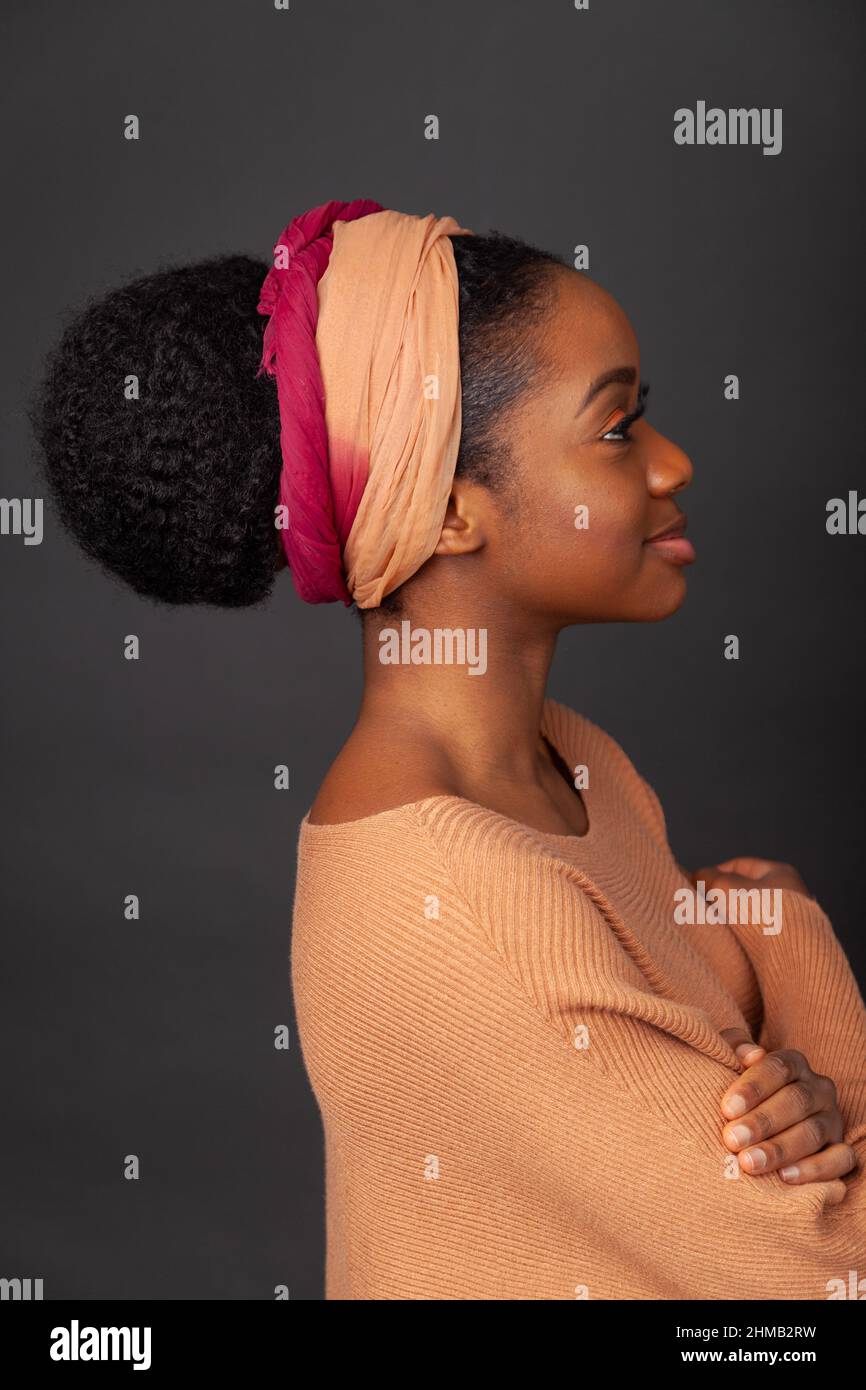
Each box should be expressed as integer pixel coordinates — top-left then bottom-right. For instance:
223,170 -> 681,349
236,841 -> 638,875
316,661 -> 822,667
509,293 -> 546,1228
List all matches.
31,199 -> 866,1300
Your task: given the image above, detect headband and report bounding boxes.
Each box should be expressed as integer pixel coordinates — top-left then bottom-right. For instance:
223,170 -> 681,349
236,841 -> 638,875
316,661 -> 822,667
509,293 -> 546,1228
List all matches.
256,199 -> 473,607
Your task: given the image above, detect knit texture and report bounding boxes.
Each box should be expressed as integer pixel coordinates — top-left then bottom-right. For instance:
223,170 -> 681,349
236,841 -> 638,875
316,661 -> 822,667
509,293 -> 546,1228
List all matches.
291,697 -> 866,1299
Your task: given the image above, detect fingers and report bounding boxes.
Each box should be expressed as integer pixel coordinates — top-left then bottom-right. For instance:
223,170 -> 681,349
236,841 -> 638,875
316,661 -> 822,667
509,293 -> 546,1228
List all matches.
691,858 -> 811,897
719,1058 -> 842,1176
720,1048 -> 810,1119
777,1142 -> 859,1187
690,865 -> 750,892
715,856 -> 776,878
718,1027 -> 766,1067
723,1104 -> 844,1175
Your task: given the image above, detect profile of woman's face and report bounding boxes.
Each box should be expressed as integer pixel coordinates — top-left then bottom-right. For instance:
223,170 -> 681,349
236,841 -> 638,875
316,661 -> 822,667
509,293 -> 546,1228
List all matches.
484,266 -> 695,626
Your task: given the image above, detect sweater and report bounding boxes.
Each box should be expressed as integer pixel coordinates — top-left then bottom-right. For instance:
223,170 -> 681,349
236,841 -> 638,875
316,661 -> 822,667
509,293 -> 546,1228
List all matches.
290,697 -> 866,1300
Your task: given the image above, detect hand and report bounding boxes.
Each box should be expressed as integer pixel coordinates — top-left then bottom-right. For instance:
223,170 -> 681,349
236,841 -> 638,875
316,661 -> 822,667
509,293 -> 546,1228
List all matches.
689,856 -> 813,899
718,1028 -> 857,1189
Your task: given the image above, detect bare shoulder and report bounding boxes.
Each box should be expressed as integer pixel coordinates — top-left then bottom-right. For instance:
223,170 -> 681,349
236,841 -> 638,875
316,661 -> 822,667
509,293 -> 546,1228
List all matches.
307,725 -> 456,826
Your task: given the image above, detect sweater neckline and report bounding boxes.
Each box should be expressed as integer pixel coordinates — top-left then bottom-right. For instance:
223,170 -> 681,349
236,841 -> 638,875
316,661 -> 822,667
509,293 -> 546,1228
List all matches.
300,696 -> 595,846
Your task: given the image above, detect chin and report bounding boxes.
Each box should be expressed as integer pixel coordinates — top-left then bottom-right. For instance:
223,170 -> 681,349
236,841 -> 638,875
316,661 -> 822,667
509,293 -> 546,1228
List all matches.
608,570 -> 689,623
639,572 -> 689,621
557,568 -> 690,625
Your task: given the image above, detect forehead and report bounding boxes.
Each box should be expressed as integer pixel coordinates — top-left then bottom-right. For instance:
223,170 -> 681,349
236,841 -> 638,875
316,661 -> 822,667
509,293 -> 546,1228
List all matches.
538,268 -> 639,383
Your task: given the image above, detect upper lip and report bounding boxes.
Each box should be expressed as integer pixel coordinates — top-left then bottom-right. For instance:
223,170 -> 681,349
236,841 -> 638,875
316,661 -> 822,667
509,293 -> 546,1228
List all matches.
646,513 -> 688,542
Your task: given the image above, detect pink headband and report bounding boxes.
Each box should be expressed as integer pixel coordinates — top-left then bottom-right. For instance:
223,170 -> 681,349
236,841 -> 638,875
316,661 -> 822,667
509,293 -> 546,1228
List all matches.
256,198 -> 383,605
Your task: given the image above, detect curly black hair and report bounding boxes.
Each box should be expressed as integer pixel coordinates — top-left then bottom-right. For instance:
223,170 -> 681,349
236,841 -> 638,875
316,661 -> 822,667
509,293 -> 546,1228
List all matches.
29,232 -> 566,614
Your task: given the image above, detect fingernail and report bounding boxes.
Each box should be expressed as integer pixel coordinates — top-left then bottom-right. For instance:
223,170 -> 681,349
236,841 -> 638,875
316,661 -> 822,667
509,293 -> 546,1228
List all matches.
742,1148 -> 766,1172
780,1166 -> 799,1181
722,1093 -> 747,1117
728,1124 -> 752,1147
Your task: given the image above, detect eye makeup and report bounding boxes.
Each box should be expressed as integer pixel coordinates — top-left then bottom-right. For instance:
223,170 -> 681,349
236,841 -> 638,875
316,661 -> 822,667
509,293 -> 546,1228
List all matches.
601,381 -> 650,443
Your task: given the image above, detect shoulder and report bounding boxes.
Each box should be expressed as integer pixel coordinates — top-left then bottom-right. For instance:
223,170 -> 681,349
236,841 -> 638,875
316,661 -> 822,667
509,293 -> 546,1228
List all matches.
307,724 -> 455,826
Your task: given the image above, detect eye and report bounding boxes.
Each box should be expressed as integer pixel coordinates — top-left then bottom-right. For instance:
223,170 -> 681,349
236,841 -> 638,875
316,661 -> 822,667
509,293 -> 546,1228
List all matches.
602,417 -> 636,444
601,381 -> 650,444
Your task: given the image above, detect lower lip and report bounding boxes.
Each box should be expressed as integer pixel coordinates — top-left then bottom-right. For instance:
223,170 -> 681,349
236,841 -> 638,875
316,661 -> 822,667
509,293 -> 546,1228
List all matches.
644,536 -> 696,565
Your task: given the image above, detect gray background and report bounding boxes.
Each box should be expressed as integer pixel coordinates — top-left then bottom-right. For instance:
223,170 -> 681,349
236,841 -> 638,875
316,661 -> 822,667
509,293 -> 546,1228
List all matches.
1,0 -> 863,1300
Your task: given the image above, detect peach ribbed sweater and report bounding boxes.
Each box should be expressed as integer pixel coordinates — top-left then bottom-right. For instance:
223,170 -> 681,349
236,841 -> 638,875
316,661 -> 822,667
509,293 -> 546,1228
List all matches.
291,698 -> 866,1299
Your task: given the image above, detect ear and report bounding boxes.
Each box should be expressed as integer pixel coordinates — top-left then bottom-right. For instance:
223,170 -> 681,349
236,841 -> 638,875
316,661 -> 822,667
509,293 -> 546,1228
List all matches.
431,479 -> 489,559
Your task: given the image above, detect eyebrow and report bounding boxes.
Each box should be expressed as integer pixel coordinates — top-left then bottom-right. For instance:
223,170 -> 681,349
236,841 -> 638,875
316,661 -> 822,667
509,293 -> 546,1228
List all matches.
575,366 -> 637,415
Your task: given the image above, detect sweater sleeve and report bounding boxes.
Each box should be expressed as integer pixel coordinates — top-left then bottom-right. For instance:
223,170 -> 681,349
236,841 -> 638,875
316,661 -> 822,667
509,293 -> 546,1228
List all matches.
589,720 -> 866,1154
631,765 -> 866,1154
724,890 -> 866,1157
415,806 -> 866,1300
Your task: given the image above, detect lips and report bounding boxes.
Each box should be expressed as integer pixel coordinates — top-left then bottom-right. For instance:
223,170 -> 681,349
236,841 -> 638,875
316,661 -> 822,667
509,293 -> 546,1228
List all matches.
644,514 -> 695,565
647,514 -> 687,542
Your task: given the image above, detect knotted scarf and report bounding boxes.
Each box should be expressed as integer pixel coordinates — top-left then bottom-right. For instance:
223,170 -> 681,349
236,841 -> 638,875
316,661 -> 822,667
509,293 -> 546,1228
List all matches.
256,199 -> 473,607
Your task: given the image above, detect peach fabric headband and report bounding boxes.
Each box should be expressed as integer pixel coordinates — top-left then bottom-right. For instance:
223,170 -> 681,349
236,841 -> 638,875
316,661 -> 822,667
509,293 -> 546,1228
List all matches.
256,200 -> 474,608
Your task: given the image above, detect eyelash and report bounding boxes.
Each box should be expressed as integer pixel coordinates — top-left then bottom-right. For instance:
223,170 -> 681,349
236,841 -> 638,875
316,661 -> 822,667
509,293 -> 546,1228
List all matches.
602,382 -> 650,443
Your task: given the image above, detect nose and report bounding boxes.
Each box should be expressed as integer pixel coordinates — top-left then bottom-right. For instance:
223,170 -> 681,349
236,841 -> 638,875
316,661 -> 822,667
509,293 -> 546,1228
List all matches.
642,422 -> 694,497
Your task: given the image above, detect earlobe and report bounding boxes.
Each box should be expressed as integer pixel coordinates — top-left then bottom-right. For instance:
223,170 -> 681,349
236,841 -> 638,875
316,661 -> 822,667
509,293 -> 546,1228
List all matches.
432,485 -> 489,558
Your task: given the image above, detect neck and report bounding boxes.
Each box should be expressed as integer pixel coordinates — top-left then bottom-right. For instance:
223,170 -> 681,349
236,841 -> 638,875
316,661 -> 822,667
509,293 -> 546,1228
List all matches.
356,596 -> 561,794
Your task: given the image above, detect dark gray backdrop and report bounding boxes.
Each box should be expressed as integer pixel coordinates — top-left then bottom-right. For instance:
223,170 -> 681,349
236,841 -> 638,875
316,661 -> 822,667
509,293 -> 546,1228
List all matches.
2,0 -> 864,1300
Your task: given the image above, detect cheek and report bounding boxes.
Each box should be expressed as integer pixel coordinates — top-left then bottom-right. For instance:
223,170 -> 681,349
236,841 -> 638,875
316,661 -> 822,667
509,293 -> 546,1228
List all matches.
497,449 -> 650,606
555,470 -> 648,586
